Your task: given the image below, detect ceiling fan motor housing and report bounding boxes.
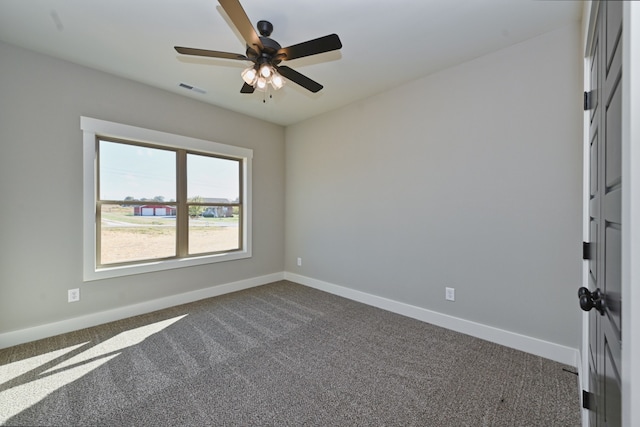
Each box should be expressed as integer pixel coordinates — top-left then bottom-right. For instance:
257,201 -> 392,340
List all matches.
247,22 -> 282,66
257,20 -> 273,37
259,37 -> 282,64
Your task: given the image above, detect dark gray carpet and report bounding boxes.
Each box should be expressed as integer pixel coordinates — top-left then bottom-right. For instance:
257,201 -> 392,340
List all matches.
0,281 -> 580,426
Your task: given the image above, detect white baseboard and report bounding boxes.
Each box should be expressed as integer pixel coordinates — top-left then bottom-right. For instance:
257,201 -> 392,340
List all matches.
1,271 -> 581,370
0,272 -> 284,349
285,272 -> 580,368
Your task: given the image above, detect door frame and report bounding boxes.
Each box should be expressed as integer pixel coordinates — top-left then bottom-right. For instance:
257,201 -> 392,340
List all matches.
621,3 -> 640,427
581,2 -> 640,426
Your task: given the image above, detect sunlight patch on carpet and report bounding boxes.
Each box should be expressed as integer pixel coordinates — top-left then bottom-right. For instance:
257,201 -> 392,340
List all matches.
0,314 -> 188,423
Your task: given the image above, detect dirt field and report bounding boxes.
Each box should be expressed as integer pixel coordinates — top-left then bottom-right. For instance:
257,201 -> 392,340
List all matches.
101,226 -> 239,265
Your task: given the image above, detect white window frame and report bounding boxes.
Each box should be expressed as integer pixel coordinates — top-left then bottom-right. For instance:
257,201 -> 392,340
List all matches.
82,117 -> 252,281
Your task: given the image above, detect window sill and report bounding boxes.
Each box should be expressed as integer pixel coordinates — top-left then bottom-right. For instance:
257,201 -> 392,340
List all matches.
84,250 -> 252,282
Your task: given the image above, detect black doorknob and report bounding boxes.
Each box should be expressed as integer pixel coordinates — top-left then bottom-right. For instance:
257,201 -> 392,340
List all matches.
578,287 -> 604,315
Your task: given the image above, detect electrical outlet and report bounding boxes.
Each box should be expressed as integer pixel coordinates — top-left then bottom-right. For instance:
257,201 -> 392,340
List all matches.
68,288 -> 80,303
297,257 -> 302,267
445,287 -> 455,302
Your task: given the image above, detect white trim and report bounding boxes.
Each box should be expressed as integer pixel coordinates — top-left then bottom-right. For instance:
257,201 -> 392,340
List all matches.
622,3 -> 640,426
80,117 -> 253,159
580,5 -> 593,426
575,348 -> 588,427
81,116 -> 253,281
0,272 -> 283,350
285,272 -> 579,367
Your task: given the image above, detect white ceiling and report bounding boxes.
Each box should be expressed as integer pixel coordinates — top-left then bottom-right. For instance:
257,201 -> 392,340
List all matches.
0,0 -> 583,126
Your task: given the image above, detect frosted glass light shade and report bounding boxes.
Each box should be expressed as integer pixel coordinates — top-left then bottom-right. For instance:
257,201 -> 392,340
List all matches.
241,67 -> 257,85
271,72 -> 284,90
259,64 -> 272,78
256,77 -> 267,91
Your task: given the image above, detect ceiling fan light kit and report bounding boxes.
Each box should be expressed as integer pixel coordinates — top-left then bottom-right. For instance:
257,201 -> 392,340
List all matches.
175,0 -> 342,96
241,63 -> 285,91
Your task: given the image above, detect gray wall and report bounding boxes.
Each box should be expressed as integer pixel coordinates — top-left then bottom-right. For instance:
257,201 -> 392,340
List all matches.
285,25 -> 583,348
0,41 -> 285,334
0,23 -> 583,351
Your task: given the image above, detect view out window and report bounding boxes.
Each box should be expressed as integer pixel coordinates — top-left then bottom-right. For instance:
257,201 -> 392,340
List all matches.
82,117 -> 252,281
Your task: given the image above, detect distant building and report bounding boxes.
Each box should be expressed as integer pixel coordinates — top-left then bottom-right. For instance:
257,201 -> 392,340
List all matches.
134,205 -> 177,216
202,198 -> 234,218
202,206 -> 234,218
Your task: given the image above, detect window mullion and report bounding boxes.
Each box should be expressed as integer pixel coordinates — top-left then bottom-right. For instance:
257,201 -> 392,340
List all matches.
96,201 -> 103,266
176,150 -> 188,257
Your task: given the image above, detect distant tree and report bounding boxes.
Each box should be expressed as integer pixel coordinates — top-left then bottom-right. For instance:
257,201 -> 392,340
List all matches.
188,196 -> 204,217
153,195 -> 165,202
124,196 -> 135,202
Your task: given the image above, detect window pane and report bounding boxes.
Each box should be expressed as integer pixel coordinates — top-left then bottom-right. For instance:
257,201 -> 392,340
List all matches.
187,153 -> 239,202
189,209 -> 240,255
99,140 -> 176,201
100,205 -> 176,265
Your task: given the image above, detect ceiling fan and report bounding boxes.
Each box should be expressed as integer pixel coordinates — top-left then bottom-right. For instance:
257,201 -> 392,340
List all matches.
175,0 -> 343,94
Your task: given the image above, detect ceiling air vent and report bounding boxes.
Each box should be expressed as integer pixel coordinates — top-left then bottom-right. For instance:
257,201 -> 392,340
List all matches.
178,82 -> 206,94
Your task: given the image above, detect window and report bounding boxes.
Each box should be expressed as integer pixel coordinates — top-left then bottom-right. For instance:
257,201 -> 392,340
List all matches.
82,117 -> 252,281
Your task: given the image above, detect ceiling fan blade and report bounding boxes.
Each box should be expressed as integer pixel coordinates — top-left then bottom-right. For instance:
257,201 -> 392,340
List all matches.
218,0 -> 263,52
276,65 -> 323,93
240,82 -> 255,93
277,34 -> 342,61
175,46 -> 248,60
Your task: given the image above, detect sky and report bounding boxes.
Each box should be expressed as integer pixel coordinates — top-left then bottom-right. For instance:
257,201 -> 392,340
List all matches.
99,140 -> 240,202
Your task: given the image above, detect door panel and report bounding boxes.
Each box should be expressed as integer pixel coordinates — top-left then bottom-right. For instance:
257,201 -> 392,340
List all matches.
604,190 -> 621,224
590,137 -> 598,195
605,225 -> 622,336
604,338 -> 621,426
605,79 -> 622,188
589,133 -> 599,284
590,39 -> 599,123
605,0 -> 622,72
590,221 -> 598,280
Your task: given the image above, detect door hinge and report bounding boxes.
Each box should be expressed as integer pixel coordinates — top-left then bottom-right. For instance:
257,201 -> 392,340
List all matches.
582,390 -> 594,410
584,91 -> 592,111
583,242 -> 593,260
